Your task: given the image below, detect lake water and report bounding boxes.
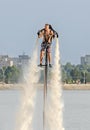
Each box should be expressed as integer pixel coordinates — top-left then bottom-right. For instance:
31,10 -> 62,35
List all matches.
0,90 -> 90,130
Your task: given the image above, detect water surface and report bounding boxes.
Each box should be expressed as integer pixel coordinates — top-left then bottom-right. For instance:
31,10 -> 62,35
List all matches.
0,90 -> 90,130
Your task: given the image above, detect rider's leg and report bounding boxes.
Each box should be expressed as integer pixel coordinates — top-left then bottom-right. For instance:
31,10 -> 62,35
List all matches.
47,52 -> 51,64
40,50 -> 45,65
47,46 -> 52,67
40,42 -> 45,65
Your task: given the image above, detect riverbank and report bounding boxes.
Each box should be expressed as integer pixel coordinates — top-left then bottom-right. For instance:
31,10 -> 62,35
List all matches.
0,83 -> 90,90
63,84 -> 90,90
0,83 -> 23,90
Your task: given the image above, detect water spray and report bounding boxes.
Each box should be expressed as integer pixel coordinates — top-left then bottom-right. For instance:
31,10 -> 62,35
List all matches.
16,39 -> 40,130
47,38 -> 64,130
15,37 -> 64,130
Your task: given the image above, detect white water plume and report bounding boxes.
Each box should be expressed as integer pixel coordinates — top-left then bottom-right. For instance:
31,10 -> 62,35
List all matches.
47,38 -> 64,130
16,38 -> 40,130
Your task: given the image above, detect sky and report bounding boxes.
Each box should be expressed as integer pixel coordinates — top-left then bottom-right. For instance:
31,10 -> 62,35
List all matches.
0,0 -> 90,64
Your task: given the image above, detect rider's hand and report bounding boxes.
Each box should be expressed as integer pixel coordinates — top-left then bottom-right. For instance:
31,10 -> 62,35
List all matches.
37,32 -> 39,37
56,33 -> 59,38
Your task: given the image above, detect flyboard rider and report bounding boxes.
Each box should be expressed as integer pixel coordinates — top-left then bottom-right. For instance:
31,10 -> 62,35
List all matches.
37,24 -> 58,67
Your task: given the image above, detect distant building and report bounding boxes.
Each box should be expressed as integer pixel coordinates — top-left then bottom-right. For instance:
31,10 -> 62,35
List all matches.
81,55 -> 90,65
11,57 -> 19,67
85,55 -> 90,65
0,54 -> 30,69
11,54 -> 30,68
18,54 -> 30,68
0,55 -> 12,68
81,57 -> 85,65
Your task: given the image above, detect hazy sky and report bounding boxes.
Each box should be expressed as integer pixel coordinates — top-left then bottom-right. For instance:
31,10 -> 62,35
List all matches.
0,0 -> 90,64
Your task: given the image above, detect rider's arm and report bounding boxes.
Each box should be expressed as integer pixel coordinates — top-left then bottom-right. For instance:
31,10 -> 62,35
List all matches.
37,29 -> 44,38
49,25 -> 59,38
53,30 -> 59,38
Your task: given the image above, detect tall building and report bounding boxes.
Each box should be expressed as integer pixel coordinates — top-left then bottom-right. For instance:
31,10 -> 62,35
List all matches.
81,57 -> 85,65
0,54 -> 30,68
18,54 -> 30,67
85,55 -> 90,65
0,55 -> 12,68
81,55 -> 90,65
11,54 -> 30,68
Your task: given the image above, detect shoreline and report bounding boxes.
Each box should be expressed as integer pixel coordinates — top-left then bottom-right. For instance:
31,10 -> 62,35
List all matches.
63,84 -> 90,90
0,83 -> 90,90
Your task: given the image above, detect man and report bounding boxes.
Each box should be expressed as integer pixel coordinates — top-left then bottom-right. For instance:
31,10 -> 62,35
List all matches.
37,24 -> 58,67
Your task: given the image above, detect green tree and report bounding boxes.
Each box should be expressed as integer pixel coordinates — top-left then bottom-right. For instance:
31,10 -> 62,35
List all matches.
61,67 -> 67,83
64,62 -> 75,72
87,65 -> 90,72
63,63 -> 75,83
70,68 -> 81,83
0,69 -> 3,82
86,72 -> 90,82
4,66 -> 20,83
62,62 -> 90,84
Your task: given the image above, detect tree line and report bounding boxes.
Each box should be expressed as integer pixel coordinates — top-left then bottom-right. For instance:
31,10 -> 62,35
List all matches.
62,62 -> 90,84
0,63 -> 90,84
0,66 -> 22,84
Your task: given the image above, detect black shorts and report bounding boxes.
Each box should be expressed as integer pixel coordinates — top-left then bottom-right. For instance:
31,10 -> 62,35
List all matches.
41,42 -> 51,53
